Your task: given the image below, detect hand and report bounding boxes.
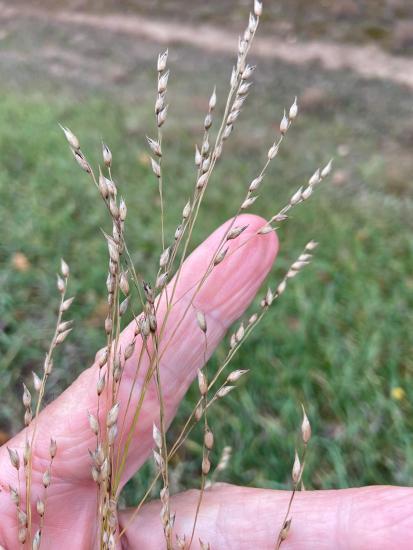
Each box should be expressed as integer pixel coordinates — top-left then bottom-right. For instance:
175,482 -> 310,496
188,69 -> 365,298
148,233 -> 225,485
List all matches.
0,215 -> 411,549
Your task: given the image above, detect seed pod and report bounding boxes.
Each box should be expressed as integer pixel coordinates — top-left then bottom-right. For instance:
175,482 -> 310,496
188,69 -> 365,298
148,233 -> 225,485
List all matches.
153,423 -> 162,449
214,247 -> 228,265
204,113 -> 212,130
202,156 -> 210,173
182,200 -> 191,219
140,315 -> 150,337
97,171 -> 109,200
249,13 -> 258,32
72,149 -> 91,173
289,96 -> 298,120
106,178 -> 117,197
156,272 -> 168,288
202,456 -> 211,475
280,518 -> 292,541
267,143 -> 279,161
157,49 -> 168,72
151,158 -> 161,178
194,145 -> 202,167
107,403 -> 120,428
222,124 -> 233,140
321,159 -> 333,178
236,323 -> 245,342
227,225 -> 247,240
305,240 -> 318,251
196,310 -> 207,333
59,124 -> 80,150
146,136 -> 162,157
104,316 -> 113,336
277,279 -> 287,296
238,81 -> 252,95
97,347 -> 108,369
91,466 -> 99,483
227,369 -> 249,383
258,224 -> 274,235
204,429 -> 214,450
302,186 -> 313,200
88,412 -> 99,435
265,287 -> 274,306
174,224 -> 183,240
292,450 -> 301,483
55,328 -> 72,345
120,296 -> 129,317
198,369 -> 208,396
50,438 -> 57,459
153,450 -> 163,470
108,424 -> 118,445
23,439 -> 30,466
119,197 -> 127,221
18,527 -> 27,544
7,448 -> 20,470
249,313 -> 258,324
97,375 -> 105,395
100,458 -> 110,482
195,404 -> 203,422
36,498 -> 45,517
56,275 -> 65,294
44,356 -> 53,375
60,258 -> 70,278
157,105 -> 168,127
254,0 -> 263,16
149,313 -> 157,332
249,174 -> 264,192
216,385 -> 235,399
280,110 -> 289,134
124,339 -> 135,360
196,173 -> 208,189
61,296 -> 74,312
24,408 -> 32,426
241,196 -> 258,209
10,485 -> 19,506
18,509 -> 27,527
58,320 -> 73,333
159,247 -> 170,268
119,271 -> 129,296
22,384 -> 31,408
227,109 -> 240,125
309,168 -> 321,186
290,186 -> 303,206
158,69 -> 169,93
102,143 -> 112,167
301,405 -> 312,444
209,87 -> 217,111
42,468 -> 51,488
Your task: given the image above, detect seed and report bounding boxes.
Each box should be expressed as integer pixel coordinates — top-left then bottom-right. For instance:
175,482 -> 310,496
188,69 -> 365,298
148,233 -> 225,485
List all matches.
102,143 -> 112,167
50,438 -> 57,459
7,448 -> 20,470
196,310 -> 207,333
59,124 -> 80,150
107,403 -> 120,428
204,429 -> 214,450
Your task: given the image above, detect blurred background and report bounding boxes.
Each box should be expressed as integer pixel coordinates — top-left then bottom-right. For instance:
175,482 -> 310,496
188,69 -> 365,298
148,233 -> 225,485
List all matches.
0,0 -> 412,504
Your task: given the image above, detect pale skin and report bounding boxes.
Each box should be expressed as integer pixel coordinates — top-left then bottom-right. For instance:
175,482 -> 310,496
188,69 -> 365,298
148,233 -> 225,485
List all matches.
0,214 -> 412,549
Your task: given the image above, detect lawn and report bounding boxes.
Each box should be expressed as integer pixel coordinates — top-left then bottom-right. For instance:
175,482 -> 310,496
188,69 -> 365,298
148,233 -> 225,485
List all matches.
0,10 -> 412,506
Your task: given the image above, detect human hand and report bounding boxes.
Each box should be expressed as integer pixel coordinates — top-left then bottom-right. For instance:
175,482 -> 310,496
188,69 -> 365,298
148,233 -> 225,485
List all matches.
1,214 -> 411,549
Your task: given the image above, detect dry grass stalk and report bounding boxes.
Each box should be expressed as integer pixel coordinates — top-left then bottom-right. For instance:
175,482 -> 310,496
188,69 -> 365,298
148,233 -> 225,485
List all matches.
11,1 -> 333,547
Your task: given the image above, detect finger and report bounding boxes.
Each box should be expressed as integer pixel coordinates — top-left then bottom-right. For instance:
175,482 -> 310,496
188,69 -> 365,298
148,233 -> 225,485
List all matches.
0,214 -> 277,491
119,484 -> 413,549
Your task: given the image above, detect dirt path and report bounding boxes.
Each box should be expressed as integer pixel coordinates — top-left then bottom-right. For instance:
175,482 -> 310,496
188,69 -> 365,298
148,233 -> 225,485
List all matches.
2,3 -> 413,91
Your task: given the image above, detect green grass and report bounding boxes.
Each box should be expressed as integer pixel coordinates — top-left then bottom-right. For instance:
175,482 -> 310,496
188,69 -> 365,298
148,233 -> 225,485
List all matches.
1,66 -> 412,508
